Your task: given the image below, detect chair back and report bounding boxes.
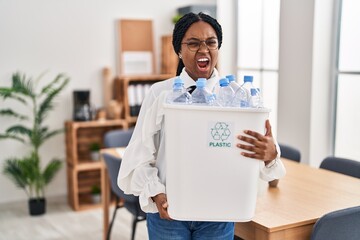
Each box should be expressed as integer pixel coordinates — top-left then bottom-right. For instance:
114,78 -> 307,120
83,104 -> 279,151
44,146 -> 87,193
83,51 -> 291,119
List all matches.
104,128 -> 134,148
311,206 -> 360,240
320,156 -> 360,179
102,153 -> 138,203
102,128 -> 145,218
279,143 -> 301,162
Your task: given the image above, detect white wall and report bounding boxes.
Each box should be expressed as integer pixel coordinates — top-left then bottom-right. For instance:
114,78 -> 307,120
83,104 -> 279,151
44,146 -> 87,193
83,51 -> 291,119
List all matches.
0,0 -> 215,204
277,0 -> 335,165
310,0 -> 336,167
278,0 -> 315,165
217,0 -> 237,75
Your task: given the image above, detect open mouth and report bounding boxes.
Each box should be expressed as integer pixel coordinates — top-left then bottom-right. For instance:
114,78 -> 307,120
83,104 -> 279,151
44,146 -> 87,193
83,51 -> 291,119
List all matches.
197,57 -> 210,71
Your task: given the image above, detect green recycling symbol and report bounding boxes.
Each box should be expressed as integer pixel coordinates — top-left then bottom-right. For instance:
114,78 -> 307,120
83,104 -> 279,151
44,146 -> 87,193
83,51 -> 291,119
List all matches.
211,122 -> 231,141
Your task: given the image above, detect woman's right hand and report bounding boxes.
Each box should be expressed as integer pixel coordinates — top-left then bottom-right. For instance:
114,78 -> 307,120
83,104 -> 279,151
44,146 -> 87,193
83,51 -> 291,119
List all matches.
152,193 -> 172,220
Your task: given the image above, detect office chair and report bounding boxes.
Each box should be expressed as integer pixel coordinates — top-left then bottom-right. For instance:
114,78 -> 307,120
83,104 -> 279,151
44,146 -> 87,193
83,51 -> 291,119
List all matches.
319,156 -> 360,179
103,128 -> 146,240
103,128 -> 134,148
310,205 -> 360,240
278,143 -> 301,162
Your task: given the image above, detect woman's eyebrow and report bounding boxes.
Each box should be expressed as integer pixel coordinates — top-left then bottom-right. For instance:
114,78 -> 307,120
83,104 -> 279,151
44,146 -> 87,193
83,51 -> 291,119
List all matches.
185,37 -> 217,41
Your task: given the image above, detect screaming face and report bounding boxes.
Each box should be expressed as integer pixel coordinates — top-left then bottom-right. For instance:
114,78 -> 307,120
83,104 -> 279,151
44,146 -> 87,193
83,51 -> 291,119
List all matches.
180,21 -> 219,80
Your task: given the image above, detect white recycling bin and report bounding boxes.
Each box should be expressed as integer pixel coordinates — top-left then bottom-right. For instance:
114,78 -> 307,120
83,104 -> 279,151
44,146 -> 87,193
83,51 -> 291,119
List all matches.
163,104 -> 271,222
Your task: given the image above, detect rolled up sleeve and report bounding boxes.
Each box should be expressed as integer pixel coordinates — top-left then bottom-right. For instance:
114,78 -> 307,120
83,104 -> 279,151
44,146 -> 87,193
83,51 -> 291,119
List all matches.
259,141 -> 286,181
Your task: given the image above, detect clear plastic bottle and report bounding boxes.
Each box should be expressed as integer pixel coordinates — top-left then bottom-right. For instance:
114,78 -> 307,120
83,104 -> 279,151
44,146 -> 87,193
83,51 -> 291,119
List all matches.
231,86 -> 249,108
191,78 -> 215,105
255,88 -> 264,108
211,79 -> 221,98
217,78 -> 235,107
241,75 -> 263,108
166,77 -> 192,104
226,74 -> 241,93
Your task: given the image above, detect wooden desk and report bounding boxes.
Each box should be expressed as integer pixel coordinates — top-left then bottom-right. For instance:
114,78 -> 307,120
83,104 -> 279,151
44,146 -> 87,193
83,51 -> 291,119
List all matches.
100,147 -> 123,240
235,159 -> 360,240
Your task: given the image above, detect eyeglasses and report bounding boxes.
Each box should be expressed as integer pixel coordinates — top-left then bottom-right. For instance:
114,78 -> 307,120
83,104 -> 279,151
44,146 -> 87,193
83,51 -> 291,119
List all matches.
181,38 -> 219,52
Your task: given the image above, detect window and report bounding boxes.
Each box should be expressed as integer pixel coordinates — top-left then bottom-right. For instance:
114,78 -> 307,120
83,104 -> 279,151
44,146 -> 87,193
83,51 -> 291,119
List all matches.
334,0 -> 360,160
236,0 -> 280,134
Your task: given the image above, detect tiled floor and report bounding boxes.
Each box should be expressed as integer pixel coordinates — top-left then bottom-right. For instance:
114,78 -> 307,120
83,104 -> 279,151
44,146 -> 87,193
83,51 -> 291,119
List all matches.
0,196 -> 148,240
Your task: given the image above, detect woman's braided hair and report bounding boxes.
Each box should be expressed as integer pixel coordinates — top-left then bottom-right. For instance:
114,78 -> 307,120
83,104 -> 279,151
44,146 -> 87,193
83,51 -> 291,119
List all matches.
172,12 -> 223,76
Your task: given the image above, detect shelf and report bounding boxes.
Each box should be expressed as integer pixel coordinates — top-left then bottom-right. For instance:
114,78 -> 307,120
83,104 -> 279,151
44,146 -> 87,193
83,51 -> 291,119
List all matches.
65,120 -> 128,211
76,161 -> 103,171
114,74 -> 173,124
71,119 -> 127,129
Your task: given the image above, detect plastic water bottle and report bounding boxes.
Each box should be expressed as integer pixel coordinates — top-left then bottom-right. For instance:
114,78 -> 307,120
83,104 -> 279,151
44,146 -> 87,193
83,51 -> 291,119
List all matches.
241,76 -> 263,108
255,88 -> 264,108
231,86 -> 249,108
191,78 -> 215,105
217,78 -> 235,107
166,77 -> 192,104
226,74 -> 241,93
211,79 -> 221,98
249,88 -> 262,108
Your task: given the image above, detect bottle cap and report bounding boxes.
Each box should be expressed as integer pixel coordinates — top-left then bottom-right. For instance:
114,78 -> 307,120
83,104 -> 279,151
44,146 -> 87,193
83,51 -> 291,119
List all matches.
174,76 -> 183,84
196,78 -> 206,88
244,75 -> 253,83
219,78 -> 229,87
226,75 -> 235,82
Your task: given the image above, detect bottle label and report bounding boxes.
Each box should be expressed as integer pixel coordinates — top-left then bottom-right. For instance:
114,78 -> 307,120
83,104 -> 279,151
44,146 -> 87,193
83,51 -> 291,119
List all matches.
207,121 -> 234,148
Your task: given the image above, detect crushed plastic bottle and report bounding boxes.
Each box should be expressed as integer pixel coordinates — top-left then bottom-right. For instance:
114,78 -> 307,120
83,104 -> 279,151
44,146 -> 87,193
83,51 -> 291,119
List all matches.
191,78 -> 215,105
166,77 -> 192,104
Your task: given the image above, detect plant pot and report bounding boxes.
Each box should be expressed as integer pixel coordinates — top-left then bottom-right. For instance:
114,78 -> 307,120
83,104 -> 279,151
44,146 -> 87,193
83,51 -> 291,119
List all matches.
91,194 -> 101,204
28,198 -> 46,216
90,151 -> 100,161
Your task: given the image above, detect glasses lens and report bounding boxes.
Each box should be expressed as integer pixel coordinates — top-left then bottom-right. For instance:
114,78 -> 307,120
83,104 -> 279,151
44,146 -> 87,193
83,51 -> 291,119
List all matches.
205,39 -> 218,50
187,41 -> 200,51
185,39 -> 218,52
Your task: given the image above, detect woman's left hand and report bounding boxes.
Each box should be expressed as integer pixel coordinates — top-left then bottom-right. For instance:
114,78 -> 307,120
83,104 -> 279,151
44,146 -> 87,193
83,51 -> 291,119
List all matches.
236,119 -> 277,164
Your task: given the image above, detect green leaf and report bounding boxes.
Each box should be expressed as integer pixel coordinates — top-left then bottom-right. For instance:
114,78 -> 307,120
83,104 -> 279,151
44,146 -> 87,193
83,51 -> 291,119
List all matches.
0,134 -> 26,143
37,75 -> 69,124
3,158 -> 29,190
0,109 -> 28,120
31,127 -> 43,149
42,129 -> 64,142
42,159 -> 62,185
6,125 -> 32,138
40,73 -> 65,95
11,72 -> 35,98
0,88 -> 27,104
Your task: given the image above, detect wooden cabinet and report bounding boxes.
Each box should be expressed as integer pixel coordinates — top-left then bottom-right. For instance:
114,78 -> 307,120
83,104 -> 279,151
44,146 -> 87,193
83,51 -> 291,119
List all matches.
114,74 -> 173,125
65,120 -> 128,211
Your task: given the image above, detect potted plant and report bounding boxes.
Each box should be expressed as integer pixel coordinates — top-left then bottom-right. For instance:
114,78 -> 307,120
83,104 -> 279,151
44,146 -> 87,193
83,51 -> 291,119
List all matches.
89,142 -> 101,161
172,14 -> 183,24
91,185 -> 101,203
0,72 -> 69,216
